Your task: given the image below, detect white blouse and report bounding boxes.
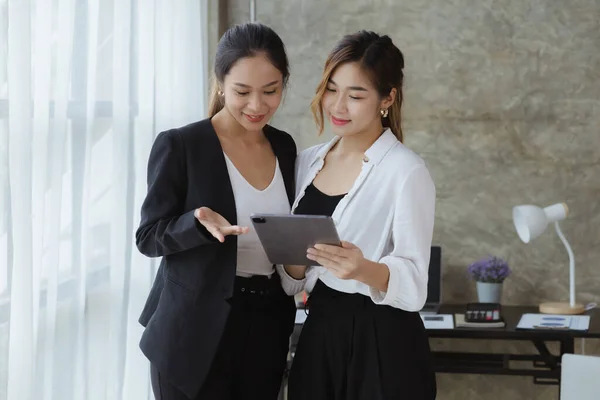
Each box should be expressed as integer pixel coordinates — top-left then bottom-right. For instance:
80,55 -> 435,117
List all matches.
277,129 -> 436,311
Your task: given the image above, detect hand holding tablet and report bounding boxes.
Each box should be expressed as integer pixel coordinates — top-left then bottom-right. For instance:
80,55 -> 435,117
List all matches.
250,213 -> 341,266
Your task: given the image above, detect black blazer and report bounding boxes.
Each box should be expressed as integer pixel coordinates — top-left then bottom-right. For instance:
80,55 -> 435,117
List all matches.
135,118 -> 297,398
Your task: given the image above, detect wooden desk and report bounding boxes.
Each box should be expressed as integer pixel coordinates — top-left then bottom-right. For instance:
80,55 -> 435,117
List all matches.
427,304 -> 600,386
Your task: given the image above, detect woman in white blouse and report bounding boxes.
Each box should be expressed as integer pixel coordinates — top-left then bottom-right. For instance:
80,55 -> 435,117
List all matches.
278,31 -> 437,399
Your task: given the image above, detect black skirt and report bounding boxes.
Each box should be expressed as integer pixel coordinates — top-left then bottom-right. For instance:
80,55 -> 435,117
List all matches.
288,280 -> 437,400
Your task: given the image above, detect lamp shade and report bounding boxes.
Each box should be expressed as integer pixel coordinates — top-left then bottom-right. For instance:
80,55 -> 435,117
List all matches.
512,203 -> 568,243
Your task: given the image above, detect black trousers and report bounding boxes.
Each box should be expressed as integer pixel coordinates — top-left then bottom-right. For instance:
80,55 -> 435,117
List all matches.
151,275 -> 295,400
288,280 -> 437,400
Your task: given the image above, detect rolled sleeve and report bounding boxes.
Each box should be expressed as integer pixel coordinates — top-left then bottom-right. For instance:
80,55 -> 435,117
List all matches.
368,165 -> 436,311
276,265 -> 307,295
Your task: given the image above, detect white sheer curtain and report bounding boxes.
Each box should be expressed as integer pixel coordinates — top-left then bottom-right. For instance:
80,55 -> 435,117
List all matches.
0,1 -> 208,399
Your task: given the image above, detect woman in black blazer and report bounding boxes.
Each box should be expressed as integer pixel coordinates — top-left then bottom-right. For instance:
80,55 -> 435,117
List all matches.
135,23 -> 297,400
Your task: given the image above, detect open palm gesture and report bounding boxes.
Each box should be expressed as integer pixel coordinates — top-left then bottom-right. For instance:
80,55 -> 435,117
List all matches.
194,206 -> 249,243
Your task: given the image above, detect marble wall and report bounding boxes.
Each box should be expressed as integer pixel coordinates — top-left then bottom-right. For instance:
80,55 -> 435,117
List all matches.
224,1 -> 600,399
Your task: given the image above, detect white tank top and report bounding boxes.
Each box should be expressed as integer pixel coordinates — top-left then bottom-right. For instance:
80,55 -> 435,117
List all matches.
223,153 -> 291,277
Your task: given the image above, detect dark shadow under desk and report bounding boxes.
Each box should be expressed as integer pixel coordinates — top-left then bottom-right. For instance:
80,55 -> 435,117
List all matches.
420,304 -> 600,386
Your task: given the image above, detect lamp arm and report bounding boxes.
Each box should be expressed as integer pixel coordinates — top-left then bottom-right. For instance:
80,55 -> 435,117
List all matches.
554,221 -> 575,307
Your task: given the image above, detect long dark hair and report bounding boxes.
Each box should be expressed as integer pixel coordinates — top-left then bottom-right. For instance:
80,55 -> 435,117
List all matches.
208,22 -> 290,117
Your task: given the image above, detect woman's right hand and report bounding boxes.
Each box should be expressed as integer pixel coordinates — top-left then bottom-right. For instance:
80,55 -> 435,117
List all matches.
194,206 -> 249,243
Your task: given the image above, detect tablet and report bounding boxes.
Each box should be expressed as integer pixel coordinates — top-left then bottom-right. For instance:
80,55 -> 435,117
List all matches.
250,213 -> 341,266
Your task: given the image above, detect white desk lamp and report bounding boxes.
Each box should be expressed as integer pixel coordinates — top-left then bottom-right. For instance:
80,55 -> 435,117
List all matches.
512,203 -> 585,315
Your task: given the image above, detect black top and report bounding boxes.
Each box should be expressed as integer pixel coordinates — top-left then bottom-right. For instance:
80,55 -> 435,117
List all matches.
135,118 -> 297,398
294,183 -> 346,217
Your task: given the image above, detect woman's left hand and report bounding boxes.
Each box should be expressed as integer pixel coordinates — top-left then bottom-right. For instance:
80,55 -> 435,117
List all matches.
306,241 -> 368,280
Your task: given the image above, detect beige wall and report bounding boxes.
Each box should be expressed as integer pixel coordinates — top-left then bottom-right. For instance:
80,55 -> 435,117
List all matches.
225,1 -> 600,399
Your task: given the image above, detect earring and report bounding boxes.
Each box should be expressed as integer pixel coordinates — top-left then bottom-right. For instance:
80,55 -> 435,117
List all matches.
380,108 -> 389,118
218,90 -> 224,96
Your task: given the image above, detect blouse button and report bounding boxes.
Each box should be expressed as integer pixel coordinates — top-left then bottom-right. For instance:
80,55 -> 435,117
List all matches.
362,155 -> 370,163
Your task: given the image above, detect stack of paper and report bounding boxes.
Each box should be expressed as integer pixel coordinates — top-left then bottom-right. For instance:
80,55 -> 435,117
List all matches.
420,314 -> 454,329
517,313 -> 590,330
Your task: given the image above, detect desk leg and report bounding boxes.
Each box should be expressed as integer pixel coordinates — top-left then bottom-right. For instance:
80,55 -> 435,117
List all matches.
560,338 -> 575,355
532,340 -> 559,370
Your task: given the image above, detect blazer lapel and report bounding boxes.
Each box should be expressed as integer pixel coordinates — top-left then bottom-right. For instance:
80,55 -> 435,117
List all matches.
198,119 -> 237,226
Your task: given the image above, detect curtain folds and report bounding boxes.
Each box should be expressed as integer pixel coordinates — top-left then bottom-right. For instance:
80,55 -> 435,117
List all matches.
0,1 -> 208,399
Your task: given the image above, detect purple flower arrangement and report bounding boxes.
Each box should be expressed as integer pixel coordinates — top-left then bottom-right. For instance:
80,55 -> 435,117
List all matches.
467,256 -> 511,283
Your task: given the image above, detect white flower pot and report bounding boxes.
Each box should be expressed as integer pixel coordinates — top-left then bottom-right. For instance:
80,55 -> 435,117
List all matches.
476,282 -> 503,303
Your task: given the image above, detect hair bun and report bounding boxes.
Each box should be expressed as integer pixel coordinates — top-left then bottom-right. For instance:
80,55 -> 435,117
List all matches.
378,35 -> 393,45
379,35 -> 404,70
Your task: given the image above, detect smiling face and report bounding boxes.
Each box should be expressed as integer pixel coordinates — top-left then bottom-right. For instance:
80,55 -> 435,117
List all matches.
322,62 -> 393,137
220,53 -> 284,132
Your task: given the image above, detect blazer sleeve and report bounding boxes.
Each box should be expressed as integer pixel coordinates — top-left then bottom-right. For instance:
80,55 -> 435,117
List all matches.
369,165 -> 436,311
135,130 -> 218,258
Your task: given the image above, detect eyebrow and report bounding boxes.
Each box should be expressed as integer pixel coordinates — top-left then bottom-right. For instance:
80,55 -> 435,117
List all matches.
328,79 -> 368,92
233,80 -> 280,89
